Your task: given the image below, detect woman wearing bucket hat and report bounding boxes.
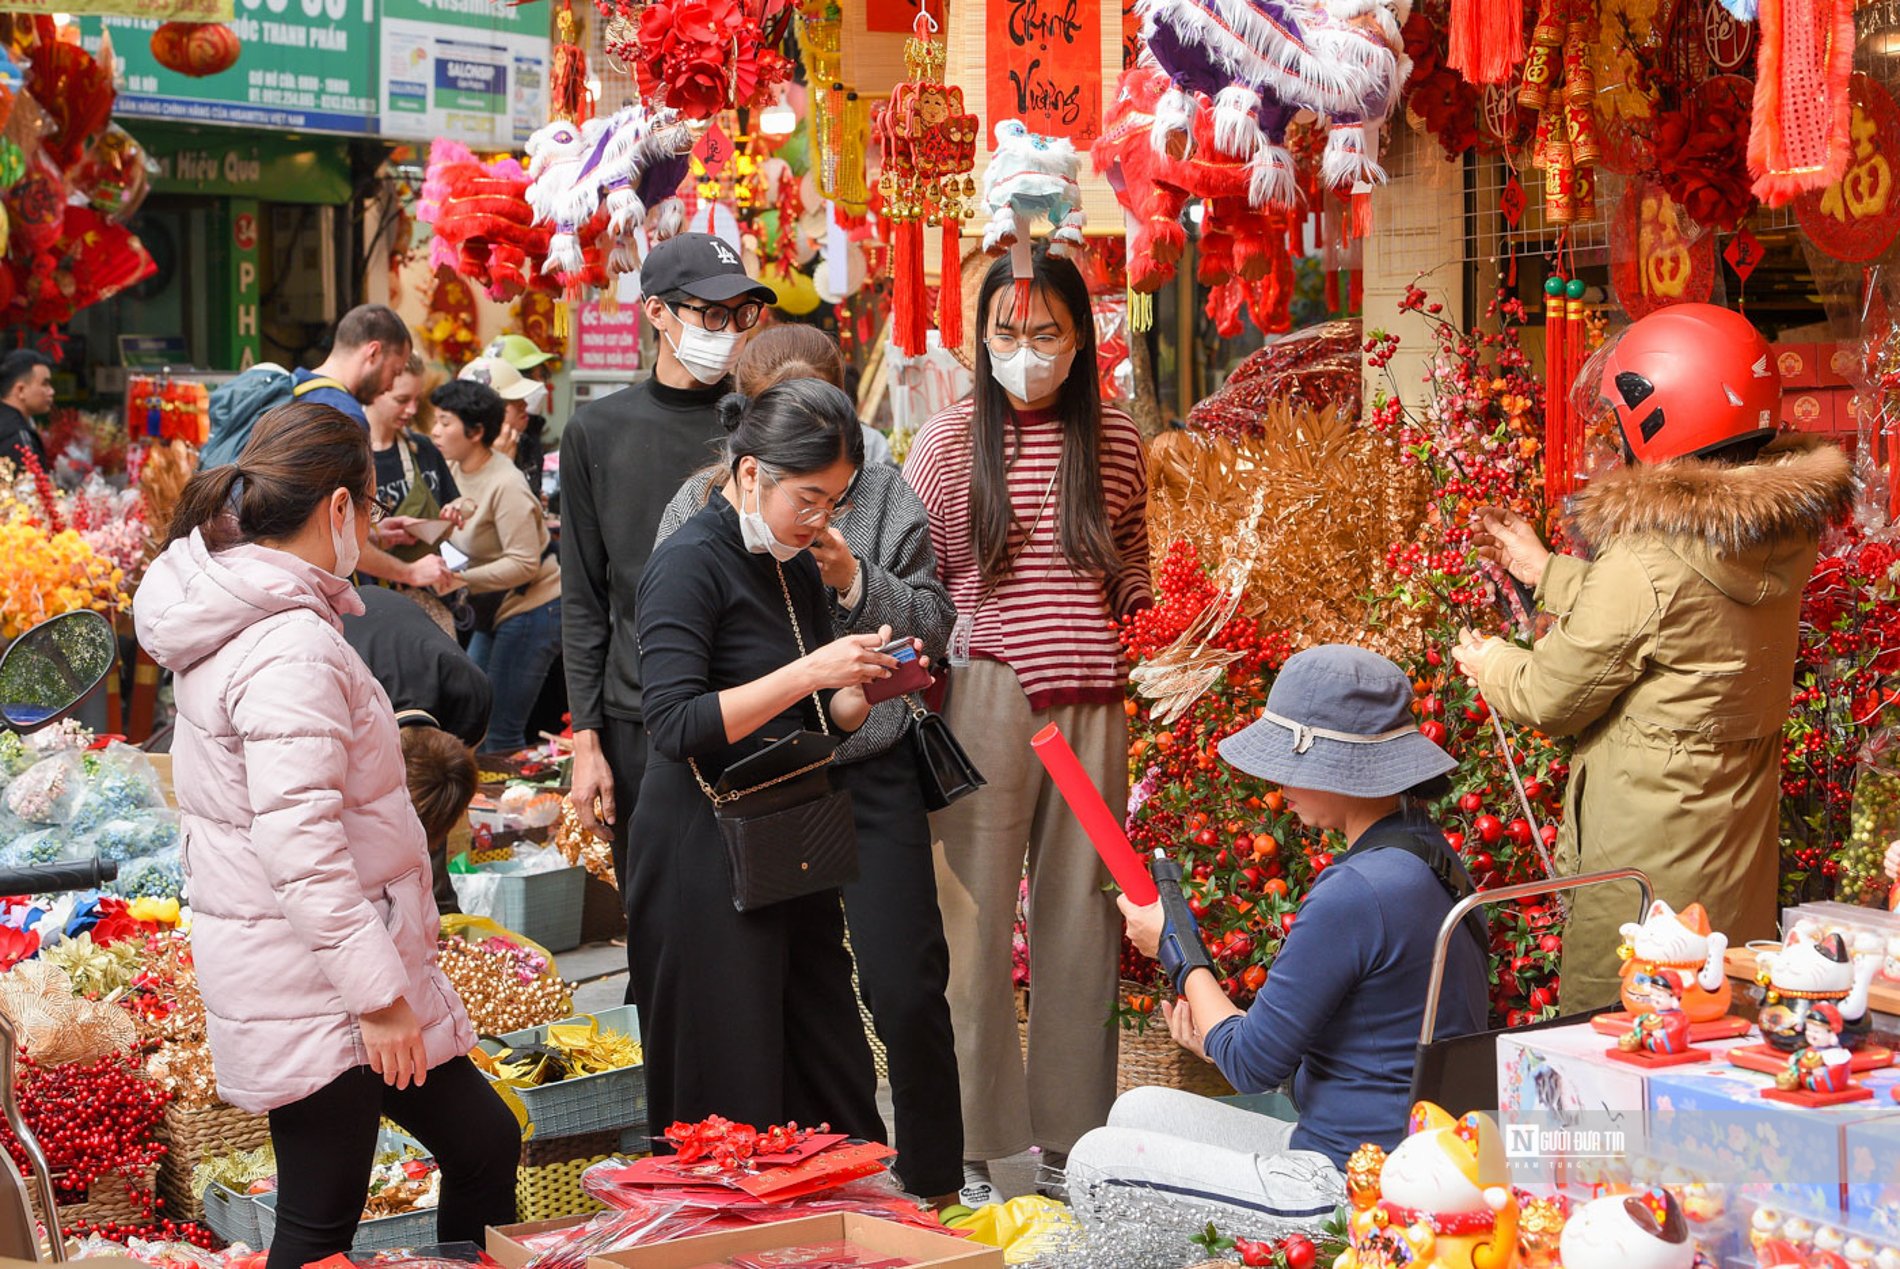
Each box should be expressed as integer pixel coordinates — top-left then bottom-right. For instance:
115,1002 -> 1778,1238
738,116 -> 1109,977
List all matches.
1066,645 -> 1488,1239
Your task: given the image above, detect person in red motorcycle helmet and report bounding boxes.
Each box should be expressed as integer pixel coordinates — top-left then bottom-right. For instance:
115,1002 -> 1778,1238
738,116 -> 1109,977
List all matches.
1451,303 -> 1852,1012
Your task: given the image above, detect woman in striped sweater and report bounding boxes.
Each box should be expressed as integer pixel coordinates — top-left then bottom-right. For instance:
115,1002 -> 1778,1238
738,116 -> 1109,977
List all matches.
905,247 -> 1152,1203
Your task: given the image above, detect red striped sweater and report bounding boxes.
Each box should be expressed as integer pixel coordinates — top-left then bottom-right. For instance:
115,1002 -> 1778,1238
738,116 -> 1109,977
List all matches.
904,399 -> 1152,710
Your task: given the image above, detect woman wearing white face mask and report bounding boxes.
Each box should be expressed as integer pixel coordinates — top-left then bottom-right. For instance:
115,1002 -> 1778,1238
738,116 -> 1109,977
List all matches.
630,376 -> 911,1142
905,245 -> 1153,1204
133,402 -> 520,1269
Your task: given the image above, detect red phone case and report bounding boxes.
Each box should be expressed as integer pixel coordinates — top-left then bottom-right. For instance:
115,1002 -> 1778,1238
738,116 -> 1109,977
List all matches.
862,653 -> 931,705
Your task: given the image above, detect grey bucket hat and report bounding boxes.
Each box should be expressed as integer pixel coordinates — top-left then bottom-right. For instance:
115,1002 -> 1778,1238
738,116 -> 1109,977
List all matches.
1217,644 -> 1457,797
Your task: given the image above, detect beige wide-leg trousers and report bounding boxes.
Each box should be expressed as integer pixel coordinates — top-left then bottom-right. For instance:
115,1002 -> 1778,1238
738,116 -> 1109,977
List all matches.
930,659 -> 1125,1159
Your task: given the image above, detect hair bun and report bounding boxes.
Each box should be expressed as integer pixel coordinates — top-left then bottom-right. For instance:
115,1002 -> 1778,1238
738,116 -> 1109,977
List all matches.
715,392 -> 749,434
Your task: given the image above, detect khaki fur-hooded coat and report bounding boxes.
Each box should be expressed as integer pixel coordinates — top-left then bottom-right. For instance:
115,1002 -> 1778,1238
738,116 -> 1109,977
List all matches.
1473,437 -> 1854,1011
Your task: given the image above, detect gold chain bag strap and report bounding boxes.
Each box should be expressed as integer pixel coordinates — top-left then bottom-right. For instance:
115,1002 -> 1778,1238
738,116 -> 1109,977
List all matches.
690,561 -> 859,913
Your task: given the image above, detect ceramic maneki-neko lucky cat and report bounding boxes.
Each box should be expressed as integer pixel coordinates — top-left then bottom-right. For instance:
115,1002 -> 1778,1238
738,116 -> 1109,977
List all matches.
1730,928 -> 1891,1076
1557,1190 -> 1696,1269
1594,901 -> 1746,1041
1335,1103 -> 1519,1269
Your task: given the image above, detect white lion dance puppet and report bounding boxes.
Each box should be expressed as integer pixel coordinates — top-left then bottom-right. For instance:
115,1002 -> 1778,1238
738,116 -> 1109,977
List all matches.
980,119 -> 1087,319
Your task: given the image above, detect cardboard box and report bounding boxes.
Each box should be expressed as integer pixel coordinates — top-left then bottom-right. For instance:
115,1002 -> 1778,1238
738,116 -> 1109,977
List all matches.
489,1215 -> 598,1269
1496,1022 -> 1653,1190
1844,1113 -> 1900,1239
1645,1061 -> 1900,1212
589,1213 -> 1002,1268
1775,343 -> 1821,389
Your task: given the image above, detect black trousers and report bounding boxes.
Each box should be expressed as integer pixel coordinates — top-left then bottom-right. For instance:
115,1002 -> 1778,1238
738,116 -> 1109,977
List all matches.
625,756 -> 886,1147
838,746 -> 963,1197
601,714 -> 649,1002
265,1057 -> 520,1269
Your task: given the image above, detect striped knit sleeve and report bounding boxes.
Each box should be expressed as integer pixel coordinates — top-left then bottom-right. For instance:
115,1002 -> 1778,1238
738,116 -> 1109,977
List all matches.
1104,411 -> 1153,618
903,407 -> 967,589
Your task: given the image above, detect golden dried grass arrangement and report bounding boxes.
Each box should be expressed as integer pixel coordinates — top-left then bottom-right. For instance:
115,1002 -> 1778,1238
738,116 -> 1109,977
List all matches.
1147,404 -> 1432,663
138,440 -> 196,555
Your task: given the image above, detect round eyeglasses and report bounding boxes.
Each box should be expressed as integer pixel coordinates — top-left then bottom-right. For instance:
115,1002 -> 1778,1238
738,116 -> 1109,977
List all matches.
672,299 -> 765,333
985,330 -> 1073,358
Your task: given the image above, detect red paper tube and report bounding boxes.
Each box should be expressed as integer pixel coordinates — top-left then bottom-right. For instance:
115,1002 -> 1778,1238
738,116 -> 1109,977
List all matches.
1030,723 -> 1159,905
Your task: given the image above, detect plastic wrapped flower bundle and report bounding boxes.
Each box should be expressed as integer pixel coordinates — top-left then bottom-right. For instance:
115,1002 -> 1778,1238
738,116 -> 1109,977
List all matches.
0,735 -> 186,900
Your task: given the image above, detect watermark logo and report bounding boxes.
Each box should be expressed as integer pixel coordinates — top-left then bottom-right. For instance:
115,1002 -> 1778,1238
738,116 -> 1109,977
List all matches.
1504,1122 -> 1628,1159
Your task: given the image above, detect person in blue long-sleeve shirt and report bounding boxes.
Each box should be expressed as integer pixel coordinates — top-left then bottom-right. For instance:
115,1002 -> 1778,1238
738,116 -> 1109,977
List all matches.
1067,645 -> 1489,1238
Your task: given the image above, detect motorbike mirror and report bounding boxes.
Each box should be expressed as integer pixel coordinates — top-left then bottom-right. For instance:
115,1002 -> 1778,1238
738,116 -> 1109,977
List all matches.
0,610 -> 118,732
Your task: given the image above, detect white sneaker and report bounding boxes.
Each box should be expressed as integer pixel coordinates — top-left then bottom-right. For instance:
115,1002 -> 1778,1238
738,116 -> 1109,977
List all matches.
959,1161 -> 999,1208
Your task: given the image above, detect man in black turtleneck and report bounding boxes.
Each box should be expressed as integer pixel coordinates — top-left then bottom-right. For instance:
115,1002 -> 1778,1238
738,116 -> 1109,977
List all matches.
560,234 -> 776,952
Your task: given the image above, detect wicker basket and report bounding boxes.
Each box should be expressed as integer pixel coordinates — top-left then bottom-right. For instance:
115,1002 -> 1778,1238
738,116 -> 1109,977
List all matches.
30,1164 -> 160,1233
481,1005 -> 646,1138
844,930 -> 889,1081
157,1100 -> 271,1223
515,1131 -> 618,1222
1116,1017 -> 1234,1099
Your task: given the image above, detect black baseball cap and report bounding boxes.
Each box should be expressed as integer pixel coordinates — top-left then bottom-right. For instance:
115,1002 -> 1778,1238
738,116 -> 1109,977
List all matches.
641,232 -> 777,305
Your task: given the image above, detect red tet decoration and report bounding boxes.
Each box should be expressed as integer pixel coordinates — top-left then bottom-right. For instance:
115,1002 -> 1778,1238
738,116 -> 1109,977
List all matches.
1795,73 -> 1900,264
663,1115 -> 820,1169
1609,179 -> 1714,320
149,22 -> 241,79
1724,227 -> 1764,285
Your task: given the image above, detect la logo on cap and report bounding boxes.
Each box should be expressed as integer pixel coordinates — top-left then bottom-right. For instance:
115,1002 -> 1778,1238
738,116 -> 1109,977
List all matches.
712,241 -> 739,265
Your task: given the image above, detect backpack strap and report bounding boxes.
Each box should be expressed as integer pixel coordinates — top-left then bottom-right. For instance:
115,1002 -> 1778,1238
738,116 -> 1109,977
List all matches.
292,375 -> 349,398
1345,819 -> 1490,958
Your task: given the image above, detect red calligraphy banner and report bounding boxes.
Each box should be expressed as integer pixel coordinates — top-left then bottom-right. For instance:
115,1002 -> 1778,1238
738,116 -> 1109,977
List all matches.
986,0 -> 1104,147
866,0 -> 942,33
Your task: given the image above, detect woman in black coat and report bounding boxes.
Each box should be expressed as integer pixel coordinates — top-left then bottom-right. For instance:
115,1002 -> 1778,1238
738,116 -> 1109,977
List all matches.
630,378 -> 909,1142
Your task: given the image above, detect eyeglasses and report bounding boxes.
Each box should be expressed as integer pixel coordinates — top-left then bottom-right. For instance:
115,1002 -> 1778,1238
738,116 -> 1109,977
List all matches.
367,494 -> 398,524
764,469 -> 852,527
672,299 -> 765,333
985,330 -> 1073,357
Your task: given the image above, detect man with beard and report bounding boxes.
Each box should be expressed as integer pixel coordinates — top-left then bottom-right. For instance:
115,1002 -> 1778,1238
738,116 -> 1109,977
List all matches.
294,305 -> 453,589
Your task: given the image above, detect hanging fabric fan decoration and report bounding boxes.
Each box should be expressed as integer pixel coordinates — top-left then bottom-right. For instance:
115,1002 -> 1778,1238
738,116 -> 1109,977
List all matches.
596,0 -> 795,121
979,119 -> 1084,325
871,10 -> 976,357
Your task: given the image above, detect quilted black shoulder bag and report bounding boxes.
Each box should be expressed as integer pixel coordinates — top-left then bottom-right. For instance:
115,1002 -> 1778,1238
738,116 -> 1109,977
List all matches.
689,561 -> 859,912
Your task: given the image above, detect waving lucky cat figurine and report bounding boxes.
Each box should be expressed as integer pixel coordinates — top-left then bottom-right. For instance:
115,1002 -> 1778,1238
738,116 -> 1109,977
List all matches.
1599,901 -> 1742,1040
1559,1190 -> 1695,1269
1730,928 -> 1893,1076
1336,1102 -> 1518,1269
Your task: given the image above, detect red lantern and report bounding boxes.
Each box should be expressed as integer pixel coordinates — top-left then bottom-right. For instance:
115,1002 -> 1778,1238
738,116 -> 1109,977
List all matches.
150,22 -> 240,78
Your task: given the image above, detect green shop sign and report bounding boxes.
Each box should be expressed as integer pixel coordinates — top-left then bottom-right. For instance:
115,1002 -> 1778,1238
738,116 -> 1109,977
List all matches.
82,0 -> 545,144
141,130 -> 353,203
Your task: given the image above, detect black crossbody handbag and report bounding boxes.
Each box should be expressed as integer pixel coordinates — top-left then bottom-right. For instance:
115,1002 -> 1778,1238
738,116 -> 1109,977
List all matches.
689,562 -> 859,912
904,674 -> 986,812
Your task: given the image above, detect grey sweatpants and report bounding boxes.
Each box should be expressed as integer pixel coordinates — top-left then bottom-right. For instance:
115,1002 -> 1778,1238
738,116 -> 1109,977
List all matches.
1067,1087 -> 1346,1245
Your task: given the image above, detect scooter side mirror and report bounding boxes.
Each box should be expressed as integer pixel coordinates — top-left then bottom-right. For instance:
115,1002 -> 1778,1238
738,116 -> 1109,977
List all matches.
0,610 -> 118,732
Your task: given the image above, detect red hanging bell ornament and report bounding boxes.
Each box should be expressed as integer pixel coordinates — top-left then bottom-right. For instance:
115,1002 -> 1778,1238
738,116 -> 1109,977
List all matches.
150,21 -> 240,78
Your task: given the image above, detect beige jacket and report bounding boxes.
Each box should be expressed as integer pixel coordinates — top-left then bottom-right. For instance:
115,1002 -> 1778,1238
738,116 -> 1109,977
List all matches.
1474,438 -> 1853,1009
448,454 -> 561,625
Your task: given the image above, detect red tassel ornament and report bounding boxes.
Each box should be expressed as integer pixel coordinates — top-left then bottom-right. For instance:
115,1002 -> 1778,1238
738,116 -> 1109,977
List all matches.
1447,0 -> 1526,86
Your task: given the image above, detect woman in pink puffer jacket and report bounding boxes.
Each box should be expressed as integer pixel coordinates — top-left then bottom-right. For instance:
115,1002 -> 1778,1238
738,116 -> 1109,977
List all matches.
134,402 -> 518,1269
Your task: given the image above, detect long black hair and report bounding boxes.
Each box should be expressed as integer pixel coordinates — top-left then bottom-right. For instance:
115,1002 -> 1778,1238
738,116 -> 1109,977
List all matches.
717,377 -> 865,476
970,247 -> 1117,584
